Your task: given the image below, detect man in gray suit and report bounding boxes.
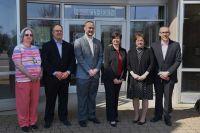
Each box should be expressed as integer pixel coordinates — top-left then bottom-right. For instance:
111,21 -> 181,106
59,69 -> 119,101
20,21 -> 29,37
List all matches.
150,26 -> 182,126
74,21 -> 103,127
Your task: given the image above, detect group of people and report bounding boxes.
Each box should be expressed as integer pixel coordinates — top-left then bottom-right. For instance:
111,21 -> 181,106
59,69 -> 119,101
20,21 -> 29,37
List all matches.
11,20 -> 181,132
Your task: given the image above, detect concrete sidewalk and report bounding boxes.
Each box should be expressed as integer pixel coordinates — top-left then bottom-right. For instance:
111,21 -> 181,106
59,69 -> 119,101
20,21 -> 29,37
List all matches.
0,92 -> 200,133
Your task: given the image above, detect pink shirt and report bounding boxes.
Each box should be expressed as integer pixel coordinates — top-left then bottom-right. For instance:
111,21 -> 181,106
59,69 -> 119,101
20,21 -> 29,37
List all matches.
12,44 -> 41,82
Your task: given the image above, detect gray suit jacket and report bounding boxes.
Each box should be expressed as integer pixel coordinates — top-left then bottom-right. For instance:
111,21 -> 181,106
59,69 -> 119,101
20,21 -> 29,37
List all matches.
151,39 -> 182,83
74,35 -> 103,79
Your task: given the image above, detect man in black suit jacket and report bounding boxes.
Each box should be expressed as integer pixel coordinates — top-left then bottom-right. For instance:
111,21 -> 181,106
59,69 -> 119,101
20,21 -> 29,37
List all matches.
151,26 -> 182,126
42,24 -> 75,128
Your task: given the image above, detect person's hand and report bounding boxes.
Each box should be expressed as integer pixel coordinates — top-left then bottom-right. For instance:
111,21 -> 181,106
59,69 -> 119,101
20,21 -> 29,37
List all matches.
88,69 -> 94,77
138,71 -> 149,81
29,75 -> 39,82
159,71 -> 170,80
61,71 -> 70,79
131,73 -> 140,80
55,71 -> 63,80
92,68 -> 98,75
113,78 -> 122,84
138,74 -> 147,81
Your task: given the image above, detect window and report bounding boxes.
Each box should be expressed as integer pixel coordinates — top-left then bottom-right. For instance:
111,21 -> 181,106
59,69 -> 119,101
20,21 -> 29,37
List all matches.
27,3 -> 60,18
130,6 -> 165,48
130,6 -> 164,20
27,3 -> 60,49
130,21 -> 163,48
0,0 -> 17,99
182,4 -> 200,68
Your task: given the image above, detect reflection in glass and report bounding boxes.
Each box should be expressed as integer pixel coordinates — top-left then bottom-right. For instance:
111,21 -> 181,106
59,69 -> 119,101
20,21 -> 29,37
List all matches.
69,25 -> 84,44
0,75 -> 15,99
130,6 -> 165,20
130,21 -> 164,48
27,3 -> 60,18
28,20 -> 60,49
100,25 -> 122,50
0,0 -> 17,99
65,5 -> 125,19
182,72 -> 200,92
182,4 -> 200,68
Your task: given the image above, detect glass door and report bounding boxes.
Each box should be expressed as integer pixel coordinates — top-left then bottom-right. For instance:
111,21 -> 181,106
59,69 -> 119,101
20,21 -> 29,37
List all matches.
179,1 -> 200,103
64,20 -> 85,92
96,21 -> 127,91
96,21 -> 126,50
64,20 -> 85,44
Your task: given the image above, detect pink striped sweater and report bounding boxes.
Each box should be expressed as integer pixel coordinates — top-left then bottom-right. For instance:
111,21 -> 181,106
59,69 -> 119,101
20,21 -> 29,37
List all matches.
12,44 -> 42,82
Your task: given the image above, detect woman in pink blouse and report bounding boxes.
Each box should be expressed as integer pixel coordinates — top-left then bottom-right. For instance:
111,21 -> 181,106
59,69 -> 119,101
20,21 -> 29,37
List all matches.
12,27 -> 42,132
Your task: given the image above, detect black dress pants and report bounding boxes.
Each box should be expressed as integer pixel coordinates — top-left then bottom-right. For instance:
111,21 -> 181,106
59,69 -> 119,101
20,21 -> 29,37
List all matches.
104,79 -> 121,121
44,77 -> 69,123
154,77 -> 175,118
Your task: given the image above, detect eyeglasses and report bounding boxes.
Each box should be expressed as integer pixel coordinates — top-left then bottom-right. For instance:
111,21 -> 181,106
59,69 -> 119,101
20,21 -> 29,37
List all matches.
54,30 -> 63,33
25,34 -> 33,37
160,32 -> 170,34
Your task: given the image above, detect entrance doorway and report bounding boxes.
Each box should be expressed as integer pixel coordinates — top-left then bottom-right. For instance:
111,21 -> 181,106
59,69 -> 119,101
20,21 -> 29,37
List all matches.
64,20 -> 127,92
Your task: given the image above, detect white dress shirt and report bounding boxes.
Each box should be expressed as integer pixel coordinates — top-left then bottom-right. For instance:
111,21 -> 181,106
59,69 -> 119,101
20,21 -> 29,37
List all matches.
161,40 -> 169,60
85,34 -> 94,56
54,39 -> 63,58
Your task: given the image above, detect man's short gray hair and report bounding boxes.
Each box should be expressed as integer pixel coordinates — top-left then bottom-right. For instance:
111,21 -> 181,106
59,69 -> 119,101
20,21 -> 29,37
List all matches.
20,27 -> 34,43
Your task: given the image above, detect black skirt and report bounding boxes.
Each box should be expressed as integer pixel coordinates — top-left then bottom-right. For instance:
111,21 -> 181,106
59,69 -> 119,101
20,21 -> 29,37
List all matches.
127,77 -> 153,100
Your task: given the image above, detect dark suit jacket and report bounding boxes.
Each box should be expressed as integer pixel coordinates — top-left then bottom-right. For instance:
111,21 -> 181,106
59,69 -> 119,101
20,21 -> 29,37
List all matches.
41,39 -> 76,82
127,47 -> 154,84
103,44 -> 127,81
151,39 -> 182,83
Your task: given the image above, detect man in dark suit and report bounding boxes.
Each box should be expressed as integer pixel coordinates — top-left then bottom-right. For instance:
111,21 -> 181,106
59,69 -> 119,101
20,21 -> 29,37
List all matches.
151,26 -> 182,126
42,24 -> 75,128
74,21 -> 103,127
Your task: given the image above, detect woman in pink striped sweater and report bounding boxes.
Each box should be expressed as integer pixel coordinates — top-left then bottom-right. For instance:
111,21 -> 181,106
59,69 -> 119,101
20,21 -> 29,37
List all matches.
12,27 -> 42,132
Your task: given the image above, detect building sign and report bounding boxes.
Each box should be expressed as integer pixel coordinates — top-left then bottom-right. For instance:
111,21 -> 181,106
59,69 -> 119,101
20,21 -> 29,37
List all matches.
65,5 -> 125,19
74,8 -> 116,17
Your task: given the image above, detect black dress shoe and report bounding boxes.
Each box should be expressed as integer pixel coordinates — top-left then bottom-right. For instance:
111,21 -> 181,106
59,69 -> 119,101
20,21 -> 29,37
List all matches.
115,119 -> 120,122
62,120 -> 71,126
79,120 -> 87,127
88,118 -> 100,124
132,118 -> 139,123
30,124 -> 39,129
164,117 -> 172,126
110,121 -> 117,127
138,120 -> 146,125
21,126 -> 29,132
150,117 -> 162,122
44,122 -> 51,128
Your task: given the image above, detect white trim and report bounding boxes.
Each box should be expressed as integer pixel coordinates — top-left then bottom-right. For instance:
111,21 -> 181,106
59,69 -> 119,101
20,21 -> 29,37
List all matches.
126,5 -> 130,50
181,92 -> 200,103
177,0 -> 184,104
0,71 -> 15,76
130,19 -> 165,22
181,68 -> 200,72
27,18 -> 61,20
184,1 -> 200,4
17,0 -> 20,45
